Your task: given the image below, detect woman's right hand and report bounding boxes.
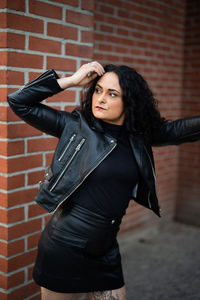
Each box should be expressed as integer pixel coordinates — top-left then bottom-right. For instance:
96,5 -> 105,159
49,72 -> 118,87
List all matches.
57,61 -> 105,89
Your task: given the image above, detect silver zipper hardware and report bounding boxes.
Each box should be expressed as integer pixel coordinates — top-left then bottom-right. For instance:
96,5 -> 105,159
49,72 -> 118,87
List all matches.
147,191 -> 151,208
50,138 -> 85,192
52,139 -> 117,213
58,134 -> 76,161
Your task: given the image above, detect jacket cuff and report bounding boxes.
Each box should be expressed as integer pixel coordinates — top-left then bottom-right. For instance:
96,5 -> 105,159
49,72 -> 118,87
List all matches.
7,69 -> 63,107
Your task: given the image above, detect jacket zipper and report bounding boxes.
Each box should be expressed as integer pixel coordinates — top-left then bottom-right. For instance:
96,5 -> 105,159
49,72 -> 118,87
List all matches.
147,191 -> 151,208
21,72 -> 55,90
143,145 -> 158,207
49,138 -> 85,192
52,140 -> 117,213
58,134 -> 76,161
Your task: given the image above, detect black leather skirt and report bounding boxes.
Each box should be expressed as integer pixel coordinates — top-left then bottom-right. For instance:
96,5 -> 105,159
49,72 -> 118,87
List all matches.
33,203 -> 124,293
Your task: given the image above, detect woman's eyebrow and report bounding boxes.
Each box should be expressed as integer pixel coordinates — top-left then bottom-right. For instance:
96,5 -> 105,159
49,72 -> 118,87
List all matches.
96,83 -> 120,94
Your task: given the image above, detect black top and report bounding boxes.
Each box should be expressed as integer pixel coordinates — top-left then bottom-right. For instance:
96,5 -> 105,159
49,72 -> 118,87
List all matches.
69,121 -> 140,218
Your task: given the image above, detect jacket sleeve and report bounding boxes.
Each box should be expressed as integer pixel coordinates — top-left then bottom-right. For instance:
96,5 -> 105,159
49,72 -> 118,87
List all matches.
7,69 -> 72,138
151,116 -> 200,147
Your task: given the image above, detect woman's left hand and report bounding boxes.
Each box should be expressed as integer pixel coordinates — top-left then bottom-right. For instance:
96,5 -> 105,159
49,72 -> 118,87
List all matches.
57,61 -> 105,89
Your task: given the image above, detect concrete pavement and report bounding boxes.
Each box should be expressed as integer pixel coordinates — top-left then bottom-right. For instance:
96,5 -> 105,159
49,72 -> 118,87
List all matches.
120,221 -> 200,300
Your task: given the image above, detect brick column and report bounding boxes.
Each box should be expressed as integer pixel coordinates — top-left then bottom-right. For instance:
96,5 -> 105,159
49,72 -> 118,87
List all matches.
0,1 -> 94,299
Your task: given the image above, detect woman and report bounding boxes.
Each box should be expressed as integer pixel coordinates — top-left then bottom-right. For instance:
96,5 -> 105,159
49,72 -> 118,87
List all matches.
8,61 -> 200,300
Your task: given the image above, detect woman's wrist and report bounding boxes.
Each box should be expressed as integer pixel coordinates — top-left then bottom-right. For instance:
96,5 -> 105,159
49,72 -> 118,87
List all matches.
57,76 -> 74,90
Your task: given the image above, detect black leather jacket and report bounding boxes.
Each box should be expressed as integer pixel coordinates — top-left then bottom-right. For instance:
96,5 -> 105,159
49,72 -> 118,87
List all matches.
7,69 -> 200,217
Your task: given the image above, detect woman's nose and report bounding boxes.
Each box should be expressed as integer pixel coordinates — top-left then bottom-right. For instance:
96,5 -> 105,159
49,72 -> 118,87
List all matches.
98,94 -> 106,103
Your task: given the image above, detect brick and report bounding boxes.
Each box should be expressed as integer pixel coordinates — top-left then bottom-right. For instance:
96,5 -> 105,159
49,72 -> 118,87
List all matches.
0,70 -> 24,85
47,22 -> 78,41
6,188 -> 37,208
7,154 -> 42,173
47,56 -> 76,71
81,30 -> 94,43
7,52 -> 43,69
6,281 -> 40,300
66,43 -> 93,58
0,157 -> 7,173
29,36 -> 61,54
46,89 -> 76,103
0,257 -> 7,272
0,226 -> 7,240
27,231 -> 41,249
0,139 -> 23,157
66,10 -> 94,27
1,88 -> 12,103
7,239 -> 25,256
8,271 -> 25,289
28,204 -> 46,219
7,123 -> 42,139
5,0 -> 25,11
0,51 -> 7,66
8,219 -> 42,240
29,0 -> 62,19
0,241 -> 7,256
45,152 -> 54,166
99,4 -> 114,15
0,174 -> 25,190
0,32 -> 6,48
0,105 -> 7,122
56,0 -> 78,6
28,170 -> 44,185
27,137 -> 58,153
7,140 -> 24,156
82,0 -> 95,12
7,32 -> 25,50
0,207 -> 24,224
8,249 -> 37,272
0,12 -> 6,28
7,13 -> 43,33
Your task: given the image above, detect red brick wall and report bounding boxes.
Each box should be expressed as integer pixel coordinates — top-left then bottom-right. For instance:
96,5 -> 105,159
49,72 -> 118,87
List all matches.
93,0 -> 186,231
1,0 -> 199,299
0,1 -> 94,299
175,0 -> 200,226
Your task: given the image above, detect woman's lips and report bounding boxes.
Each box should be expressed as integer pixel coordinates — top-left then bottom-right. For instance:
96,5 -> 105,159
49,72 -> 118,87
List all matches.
95,106 -> 106,110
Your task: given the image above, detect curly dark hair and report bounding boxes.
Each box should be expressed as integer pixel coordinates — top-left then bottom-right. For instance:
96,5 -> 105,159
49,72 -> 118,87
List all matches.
81,64 -> 166,141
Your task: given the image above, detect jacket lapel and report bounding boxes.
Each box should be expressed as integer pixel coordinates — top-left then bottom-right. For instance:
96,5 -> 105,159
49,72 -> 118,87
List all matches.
129,134 -> 156,191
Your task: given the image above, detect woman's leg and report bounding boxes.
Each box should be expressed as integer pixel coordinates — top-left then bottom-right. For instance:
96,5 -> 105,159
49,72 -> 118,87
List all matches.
41,287 -> 73,300
87,285 -> 127,300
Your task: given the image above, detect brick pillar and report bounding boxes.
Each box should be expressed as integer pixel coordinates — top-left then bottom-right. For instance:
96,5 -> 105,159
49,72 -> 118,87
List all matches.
0,1 -> 94,299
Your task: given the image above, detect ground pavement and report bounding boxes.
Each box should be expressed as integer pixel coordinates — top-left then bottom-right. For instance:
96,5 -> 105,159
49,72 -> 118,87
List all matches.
120,221 -> 200,300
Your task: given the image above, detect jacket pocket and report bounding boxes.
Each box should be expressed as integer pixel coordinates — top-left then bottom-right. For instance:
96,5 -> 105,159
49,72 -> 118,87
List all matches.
49,138 -> 86,192
51,227 -> 87,248
58,133 -> 76,162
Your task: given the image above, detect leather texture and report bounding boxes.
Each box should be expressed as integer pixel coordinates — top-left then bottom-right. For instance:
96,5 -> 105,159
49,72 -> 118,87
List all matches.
7,69 -> 200,217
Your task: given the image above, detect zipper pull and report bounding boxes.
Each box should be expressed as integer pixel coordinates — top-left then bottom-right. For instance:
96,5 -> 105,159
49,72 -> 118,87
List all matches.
76,138 -> 85,151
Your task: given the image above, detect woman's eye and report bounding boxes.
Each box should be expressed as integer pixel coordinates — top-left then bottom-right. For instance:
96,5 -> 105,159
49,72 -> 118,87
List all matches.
95,88 -> 101,94
110,93 -> 117,97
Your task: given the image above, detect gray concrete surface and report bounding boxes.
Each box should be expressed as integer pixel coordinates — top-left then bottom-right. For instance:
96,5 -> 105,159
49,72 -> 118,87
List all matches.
119,221 -> 200,300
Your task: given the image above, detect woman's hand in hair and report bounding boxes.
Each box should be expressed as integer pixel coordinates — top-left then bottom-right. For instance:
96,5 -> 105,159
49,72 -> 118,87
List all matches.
57,61 -> 105,89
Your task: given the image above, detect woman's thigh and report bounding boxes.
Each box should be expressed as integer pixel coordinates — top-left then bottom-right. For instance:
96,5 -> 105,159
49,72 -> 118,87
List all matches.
41,287 -> 73,300
87,285 -> 127,300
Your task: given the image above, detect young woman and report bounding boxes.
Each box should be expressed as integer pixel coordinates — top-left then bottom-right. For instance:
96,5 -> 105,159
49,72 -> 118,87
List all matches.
8,61 -> 200,300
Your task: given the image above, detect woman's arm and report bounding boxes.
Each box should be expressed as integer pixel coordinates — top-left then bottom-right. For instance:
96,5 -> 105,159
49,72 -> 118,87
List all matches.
151,116 -> 200,147
7,62 -> 105,138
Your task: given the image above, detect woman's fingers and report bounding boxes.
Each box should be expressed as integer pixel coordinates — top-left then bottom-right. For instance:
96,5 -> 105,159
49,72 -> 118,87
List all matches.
86,61 -> 105,77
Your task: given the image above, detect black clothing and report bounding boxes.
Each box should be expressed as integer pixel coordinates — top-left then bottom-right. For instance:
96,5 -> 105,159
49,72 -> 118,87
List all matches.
71,121 -> 140,218
7,70 -> 200,218
33,203 -> 124,293
7,69 -> 200,293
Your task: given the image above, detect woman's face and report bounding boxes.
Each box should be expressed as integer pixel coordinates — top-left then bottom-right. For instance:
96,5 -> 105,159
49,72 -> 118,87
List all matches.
92,72 -> 125,125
